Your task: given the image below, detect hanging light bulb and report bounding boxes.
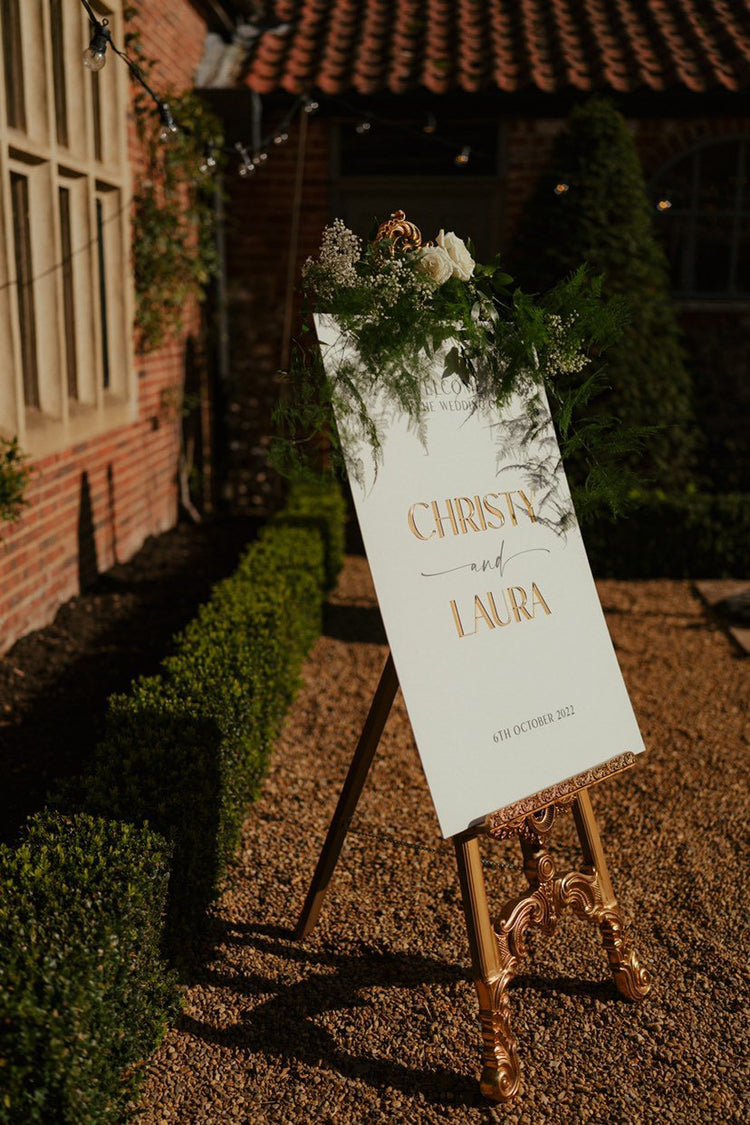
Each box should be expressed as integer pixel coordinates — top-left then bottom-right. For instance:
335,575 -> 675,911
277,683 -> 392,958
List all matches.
158,102 -> 179,142
83,19 -> 111,72
554,182 -> 570,195
304,99 -> 319,115
454,145 -> 471,167
235,142 -> 255,177
355,120 -> 372,135
273,131 -> 289,145
199,144 -> 217,174
423,113 -> 437,135
656,198 -> 672,211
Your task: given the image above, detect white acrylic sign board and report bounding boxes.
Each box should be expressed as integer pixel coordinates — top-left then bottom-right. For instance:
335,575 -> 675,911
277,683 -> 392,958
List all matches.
316,315 -> 645,839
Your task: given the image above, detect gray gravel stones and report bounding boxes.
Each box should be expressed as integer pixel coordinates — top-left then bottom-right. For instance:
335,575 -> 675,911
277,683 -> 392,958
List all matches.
136,558 -> 749,1124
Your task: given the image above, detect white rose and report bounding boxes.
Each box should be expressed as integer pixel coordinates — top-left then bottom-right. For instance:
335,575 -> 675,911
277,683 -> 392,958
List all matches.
436,229 -> 475,281
415,245 -> 454,285
413,246 -> 454,285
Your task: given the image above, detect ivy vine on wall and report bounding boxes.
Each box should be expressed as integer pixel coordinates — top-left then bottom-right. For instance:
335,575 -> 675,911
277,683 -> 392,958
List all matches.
0,438 -> 31,528
125,7 -> 223,352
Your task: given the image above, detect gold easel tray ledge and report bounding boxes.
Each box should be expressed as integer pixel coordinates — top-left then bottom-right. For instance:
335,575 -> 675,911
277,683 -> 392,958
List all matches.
482,752 -> 637,837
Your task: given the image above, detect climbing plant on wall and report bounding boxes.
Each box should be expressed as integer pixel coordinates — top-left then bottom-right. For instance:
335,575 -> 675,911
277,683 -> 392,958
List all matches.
124,7 -> 223,352
0,438 -> 31,528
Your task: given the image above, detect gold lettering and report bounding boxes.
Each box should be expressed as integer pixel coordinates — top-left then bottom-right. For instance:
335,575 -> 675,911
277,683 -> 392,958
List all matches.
474,595 -> 496,631
450,599 -> 469,638
488,590 -> 511,626
408,502 -> 434,540
473,495 -> 488,531
408,487 -> 541,542
517,490 -> 537,523
508,586 -> 532,622
431,498 -> 459,538
455,496 -> 481,534
502,492 -> 518,526
531,582 -> 552,616
482,492 -> 505,529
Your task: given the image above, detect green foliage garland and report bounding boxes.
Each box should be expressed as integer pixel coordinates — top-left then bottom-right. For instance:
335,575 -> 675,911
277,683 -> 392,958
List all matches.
274,216 -> 650,522
125,8 -> 222,352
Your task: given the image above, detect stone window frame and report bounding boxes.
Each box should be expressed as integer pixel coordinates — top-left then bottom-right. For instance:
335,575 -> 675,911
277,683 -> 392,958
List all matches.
650,134 -> 750,303
0,0 -> 135,457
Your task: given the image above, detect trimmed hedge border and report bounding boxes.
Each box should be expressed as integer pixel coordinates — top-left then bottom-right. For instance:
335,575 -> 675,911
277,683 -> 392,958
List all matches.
581,492 -> 750,578
0,480 -> 345,1121
0,813 -> 179,1124
82,479 -> 345,960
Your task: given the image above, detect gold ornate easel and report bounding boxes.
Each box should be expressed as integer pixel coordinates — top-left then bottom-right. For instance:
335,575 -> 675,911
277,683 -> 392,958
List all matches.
296,652 -> 651,1103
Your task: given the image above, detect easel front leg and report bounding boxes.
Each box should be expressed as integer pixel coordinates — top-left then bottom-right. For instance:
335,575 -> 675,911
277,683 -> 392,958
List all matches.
295,652 -> 399,939
571,789 -> 652,1001
453,833 -> 521,1102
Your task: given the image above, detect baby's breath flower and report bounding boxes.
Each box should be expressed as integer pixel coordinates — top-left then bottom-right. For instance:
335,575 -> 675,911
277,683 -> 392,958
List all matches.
302,220 -> 362,303
545,312 -> 589,375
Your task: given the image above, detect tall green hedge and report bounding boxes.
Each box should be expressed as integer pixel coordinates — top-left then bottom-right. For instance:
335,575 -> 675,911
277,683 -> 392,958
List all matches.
0,813 -> 178,1125
510,98 -> 697,492
581,492 -> 750,577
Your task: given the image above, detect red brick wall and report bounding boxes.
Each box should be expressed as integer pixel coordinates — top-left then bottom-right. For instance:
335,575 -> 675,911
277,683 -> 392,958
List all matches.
223,113 -> 330,511
0,0 -> 209,655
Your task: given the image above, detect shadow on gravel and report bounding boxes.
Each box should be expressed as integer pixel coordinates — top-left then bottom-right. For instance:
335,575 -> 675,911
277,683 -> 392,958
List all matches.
323,602 -> 387,645
183,925 -> 481,1107
513,972 -> 621,1003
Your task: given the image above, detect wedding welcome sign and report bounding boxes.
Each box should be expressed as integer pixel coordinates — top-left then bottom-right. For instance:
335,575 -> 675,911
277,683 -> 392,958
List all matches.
316,314 -> 645,839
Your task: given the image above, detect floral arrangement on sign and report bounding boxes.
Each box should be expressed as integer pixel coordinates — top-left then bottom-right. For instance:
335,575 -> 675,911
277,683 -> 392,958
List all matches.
274,210 -> 647,517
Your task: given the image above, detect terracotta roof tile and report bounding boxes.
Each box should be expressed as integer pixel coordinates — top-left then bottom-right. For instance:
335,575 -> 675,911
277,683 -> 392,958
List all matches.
244,0 -> 750,95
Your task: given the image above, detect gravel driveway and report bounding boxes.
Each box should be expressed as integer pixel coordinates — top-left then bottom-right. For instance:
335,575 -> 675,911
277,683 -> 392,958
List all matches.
137,556 -> 749,1124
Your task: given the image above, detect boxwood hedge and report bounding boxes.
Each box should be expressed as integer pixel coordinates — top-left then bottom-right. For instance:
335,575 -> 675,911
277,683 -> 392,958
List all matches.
81,481 -> 343,961
0,812 -> 178,1125
2,479 -> 345,1116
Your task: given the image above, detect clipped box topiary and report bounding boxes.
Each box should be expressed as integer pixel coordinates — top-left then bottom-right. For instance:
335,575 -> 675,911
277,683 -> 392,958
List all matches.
0,812 -> 179,1125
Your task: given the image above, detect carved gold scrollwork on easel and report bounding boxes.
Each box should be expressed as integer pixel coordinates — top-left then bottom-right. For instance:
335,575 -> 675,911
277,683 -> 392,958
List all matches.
373,209 -> 424,253
295,648 -> 650,1105
491,795 -> 575,843
471,792 -> 652,1102
475,977 -> 520,1101
595,907 -> 652,1002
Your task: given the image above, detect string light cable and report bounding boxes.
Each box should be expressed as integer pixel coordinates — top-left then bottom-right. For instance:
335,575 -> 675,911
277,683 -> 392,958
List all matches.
77,3 -> 515,177
77,1 -> 311,171
10,8 -> 557,305
330,96 -> 497,167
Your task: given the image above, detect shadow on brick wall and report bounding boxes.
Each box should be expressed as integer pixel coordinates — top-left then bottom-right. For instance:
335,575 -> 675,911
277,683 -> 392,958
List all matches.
77,470 -> 99,592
